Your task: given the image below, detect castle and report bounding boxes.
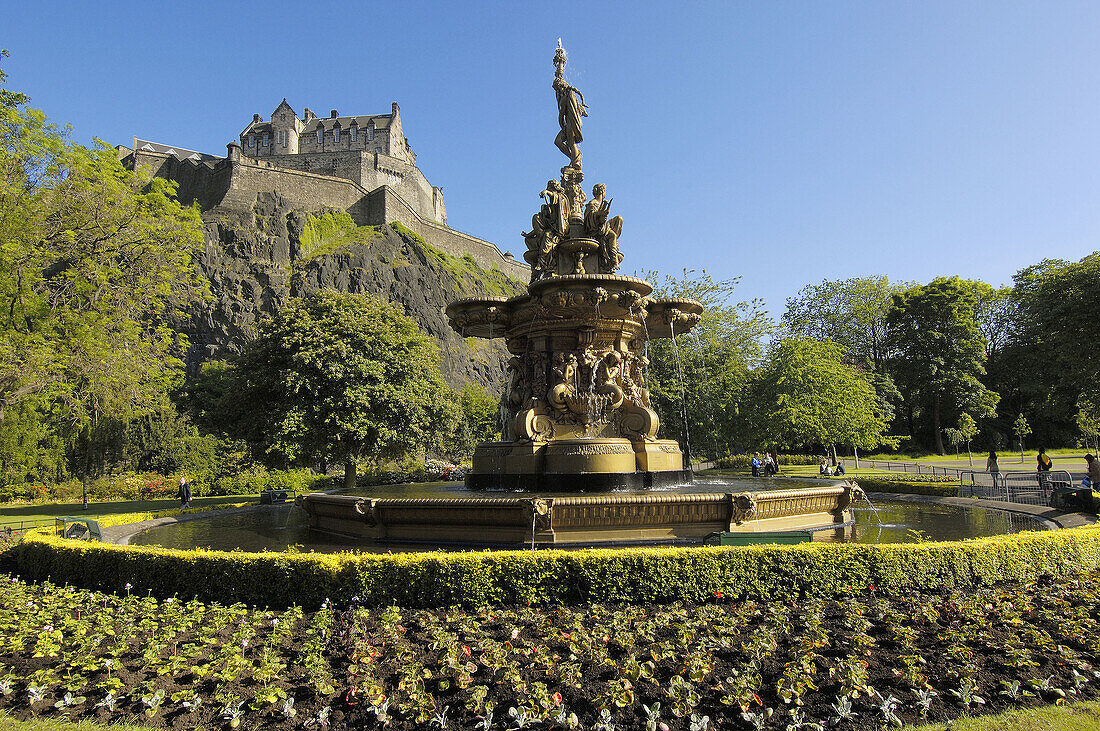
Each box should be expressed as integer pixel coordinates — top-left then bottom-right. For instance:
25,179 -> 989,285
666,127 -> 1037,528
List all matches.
118,100 -> 527,279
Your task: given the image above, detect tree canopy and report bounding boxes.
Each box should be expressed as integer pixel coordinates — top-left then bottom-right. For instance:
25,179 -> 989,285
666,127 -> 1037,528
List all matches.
885,277 -> 998,453
747,336 -> 894,456
238,290 -> 454,488
0,51 -> 204,483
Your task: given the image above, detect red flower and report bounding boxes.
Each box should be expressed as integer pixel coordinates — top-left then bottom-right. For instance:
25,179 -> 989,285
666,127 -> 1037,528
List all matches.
462,645 -> 471,656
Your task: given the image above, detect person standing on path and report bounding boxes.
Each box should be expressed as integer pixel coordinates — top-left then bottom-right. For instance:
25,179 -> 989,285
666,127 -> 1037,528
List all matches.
177,477 -> 191,508
751,453 -> 761,477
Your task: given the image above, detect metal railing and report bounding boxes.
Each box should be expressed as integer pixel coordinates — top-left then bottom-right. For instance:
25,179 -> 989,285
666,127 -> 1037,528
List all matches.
0,518 -> 54,536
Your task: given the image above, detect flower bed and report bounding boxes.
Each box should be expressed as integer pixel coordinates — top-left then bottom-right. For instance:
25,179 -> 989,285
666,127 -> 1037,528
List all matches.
3,572 -> 1100,729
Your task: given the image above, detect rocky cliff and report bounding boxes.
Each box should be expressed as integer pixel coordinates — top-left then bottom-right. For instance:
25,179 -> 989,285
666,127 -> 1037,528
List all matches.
183,192 -> 524,393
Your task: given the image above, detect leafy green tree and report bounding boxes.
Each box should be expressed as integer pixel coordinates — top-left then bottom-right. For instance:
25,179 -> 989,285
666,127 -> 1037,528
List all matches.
0,51 -> 204,489
643,270 -> 772,459
239,291 -> 453,488
1077,397 -> 1100,456
1013,413 -> 1032,462
885,277 -> 999,454
449,383 -> 499,460
783,276 -> 910,372
1006,253 -> 1100,445
747,336 -> 895,460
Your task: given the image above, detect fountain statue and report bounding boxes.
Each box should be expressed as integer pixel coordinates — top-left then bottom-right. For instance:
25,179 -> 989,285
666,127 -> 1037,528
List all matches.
297,45 -> 860,546
446,41 -> 704,490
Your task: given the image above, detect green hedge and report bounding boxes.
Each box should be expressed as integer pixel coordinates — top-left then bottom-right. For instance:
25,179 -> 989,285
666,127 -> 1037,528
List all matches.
716,454 -> 821,468
15,524 -> 1100,610
855,477 -> 961,497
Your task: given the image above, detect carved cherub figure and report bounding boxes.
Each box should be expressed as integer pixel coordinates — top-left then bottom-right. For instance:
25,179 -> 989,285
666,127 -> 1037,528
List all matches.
584,183 -> 623,272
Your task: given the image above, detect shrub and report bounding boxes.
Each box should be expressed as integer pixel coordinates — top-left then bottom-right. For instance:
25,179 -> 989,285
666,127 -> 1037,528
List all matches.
855,477 -> 960,497
16,523 -> 1100,610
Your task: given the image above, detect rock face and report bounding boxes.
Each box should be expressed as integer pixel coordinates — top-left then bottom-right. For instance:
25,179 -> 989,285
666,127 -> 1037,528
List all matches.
183,192 -> 524,393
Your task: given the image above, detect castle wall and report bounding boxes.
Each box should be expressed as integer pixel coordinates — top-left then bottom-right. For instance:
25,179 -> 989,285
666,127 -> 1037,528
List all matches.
254,150 -> 445,225
123,145 -> 527,281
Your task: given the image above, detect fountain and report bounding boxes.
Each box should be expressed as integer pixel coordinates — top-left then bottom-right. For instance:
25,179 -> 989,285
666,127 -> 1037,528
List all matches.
297,44 -> 860,547
447,41 -> 699,491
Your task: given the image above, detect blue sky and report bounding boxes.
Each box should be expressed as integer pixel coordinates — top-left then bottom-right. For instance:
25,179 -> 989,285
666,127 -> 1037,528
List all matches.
4,1 -> 1099,315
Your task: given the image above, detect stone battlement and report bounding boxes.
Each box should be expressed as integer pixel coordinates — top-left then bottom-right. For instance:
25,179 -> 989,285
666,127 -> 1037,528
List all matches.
119,141 -> 528,280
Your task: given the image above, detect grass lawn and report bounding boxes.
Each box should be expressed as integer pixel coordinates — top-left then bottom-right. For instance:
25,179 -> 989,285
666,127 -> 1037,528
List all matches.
0,494 -> 257,532
910,700 -> 1100,730
700,466 -> 897,479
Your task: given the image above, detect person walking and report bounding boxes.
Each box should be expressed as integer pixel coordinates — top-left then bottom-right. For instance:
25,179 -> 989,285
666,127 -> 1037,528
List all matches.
177,476 -> 192,508
1037,447 -> 1053,497
751,453 -> 761,477
986,450 -> 1000,486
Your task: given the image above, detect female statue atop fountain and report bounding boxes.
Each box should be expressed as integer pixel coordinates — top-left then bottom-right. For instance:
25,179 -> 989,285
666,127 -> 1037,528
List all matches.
584,183 -> 624,272
523,179 -> 569,280
553,43 -> 587,170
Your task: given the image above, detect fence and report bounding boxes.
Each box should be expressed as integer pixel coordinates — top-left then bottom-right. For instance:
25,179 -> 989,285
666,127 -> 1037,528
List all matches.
955,470 -> 1075,507
0,518 -> 54,536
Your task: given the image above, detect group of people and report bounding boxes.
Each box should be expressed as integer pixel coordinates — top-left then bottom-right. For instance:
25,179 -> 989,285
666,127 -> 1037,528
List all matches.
985,447 -> 1100,490
750,452 -> 781,477
819,458 -> 845,477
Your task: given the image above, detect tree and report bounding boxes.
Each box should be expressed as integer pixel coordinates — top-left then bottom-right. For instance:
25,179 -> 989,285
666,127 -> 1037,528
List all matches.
442,383 -> 500,461
1077,397 -> 1100,456
783,276 -> 910,372
1007,253 -> 1100,445
968,282 -> 1016,358
1013,413 -> 1032,462
885,277 -> 999,453
748,336 -> 895,460
643,269 -> 772,459
0,51 -> 204,490
943,413 -> 978,465
239,291 -> 453,488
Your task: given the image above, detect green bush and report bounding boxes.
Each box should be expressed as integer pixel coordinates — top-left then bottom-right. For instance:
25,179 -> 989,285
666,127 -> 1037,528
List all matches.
855,477 -> 960,497
16,523 -> 1100,610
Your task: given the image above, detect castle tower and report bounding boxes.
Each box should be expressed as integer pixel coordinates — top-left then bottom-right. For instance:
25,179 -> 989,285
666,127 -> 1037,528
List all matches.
270,99 -> 300,155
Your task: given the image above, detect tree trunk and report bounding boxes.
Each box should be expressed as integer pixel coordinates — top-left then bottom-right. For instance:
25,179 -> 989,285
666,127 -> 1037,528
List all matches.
932,395 -> 945,454
344,459 -> 357,490
967,442 -> 973,467
853,446 -> 860,469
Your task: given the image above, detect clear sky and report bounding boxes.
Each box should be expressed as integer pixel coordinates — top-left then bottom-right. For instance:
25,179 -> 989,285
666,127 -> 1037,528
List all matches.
4,1 -> 1099,316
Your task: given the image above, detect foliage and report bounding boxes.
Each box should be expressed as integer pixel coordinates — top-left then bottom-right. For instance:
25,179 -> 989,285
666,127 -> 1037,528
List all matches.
1014,414 -> 1033,453
1077,398 -> 1100,454
783,275 -> 910,372
17,522 -> 1100,610
237,291 -> 454,487
854,477 -> 960,497
12,555 -> 1100,728
0,52 -> 204,482
298,210 -> 379,261
441,383 -> 499,461
747,337 -> 895,454
643,269 -> 773,458
886,277 -> 999,453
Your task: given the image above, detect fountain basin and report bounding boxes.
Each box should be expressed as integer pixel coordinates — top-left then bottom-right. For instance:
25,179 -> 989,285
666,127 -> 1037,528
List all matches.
296,483 -> 861,547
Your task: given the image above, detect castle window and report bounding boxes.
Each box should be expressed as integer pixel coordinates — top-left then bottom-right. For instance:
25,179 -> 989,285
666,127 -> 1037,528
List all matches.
334,127 -> 340,143
351,127 -> 357,142
262,133 -> 269,146
367,127 -> 374,141
374,147 -> 382,154
248,135 -> 254,147
317,128 -> 323,144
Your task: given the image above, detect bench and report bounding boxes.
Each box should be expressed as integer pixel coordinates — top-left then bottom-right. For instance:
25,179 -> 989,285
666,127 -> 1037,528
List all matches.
260,489 -> 295,505
56,517 -> 102,542
704,530 -> 813,546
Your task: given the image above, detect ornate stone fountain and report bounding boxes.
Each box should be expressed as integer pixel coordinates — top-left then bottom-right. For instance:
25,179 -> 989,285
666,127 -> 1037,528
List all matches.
297,45 -> 860,546
446,42 -> 703,490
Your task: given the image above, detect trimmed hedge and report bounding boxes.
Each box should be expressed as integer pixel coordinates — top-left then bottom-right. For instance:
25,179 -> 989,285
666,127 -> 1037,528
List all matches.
14,524 -> 1100,610
855,477 -> 960,497
716,454 -> 821,468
